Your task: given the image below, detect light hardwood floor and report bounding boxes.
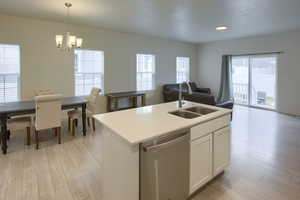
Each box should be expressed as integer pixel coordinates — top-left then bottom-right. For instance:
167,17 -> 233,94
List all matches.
1,106 -> 300,200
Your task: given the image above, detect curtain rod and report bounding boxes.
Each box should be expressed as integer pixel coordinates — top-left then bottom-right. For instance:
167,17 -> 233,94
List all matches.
229,51 -> 284,57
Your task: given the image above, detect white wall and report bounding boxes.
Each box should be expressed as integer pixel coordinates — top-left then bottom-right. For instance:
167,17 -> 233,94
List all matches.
0,14 -> 197,105
197,30 -> 300,116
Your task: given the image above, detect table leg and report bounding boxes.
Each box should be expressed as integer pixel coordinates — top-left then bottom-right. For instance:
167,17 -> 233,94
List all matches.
132,96 -> 138,108
107,97 -> 112,112
1,114 -> 8,154
82,104 -> 87,136
141,94 -> 146,107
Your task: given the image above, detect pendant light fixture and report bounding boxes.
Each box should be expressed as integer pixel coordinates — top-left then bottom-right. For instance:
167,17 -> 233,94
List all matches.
55,3 -> 83,51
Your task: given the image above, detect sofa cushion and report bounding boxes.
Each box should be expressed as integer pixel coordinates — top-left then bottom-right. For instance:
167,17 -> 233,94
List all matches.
183,92 -> 216,105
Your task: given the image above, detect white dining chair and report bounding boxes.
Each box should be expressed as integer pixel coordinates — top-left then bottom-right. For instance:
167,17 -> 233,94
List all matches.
4,88 -> 53,144
87,93 -> 107,131
67,88 -> 102,135
7,116 -> 32,145
34,94 -> 62,149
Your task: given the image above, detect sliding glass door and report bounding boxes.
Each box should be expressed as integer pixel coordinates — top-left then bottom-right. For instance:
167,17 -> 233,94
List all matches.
249,56 -> 277,109
232,56 -> 249,105
232,55 -> 277,110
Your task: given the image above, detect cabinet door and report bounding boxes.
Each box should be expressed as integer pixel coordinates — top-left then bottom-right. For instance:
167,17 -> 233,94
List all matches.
213,126 -> 231,176
189,134 -> 213,195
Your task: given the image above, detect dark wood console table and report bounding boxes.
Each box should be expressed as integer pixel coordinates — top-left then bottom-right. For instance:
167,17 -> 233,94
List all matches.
106,91 -> 146,112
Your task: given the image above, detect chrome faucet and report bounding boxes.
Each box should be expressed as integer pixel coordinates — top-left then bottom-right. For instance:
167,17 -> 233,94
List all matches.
178,82 -> 193,108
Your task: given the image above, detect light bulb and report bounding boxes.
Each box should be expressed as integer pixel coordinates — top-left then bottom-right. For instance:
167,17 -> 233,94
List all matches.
69,35 -> 76,47
55,35 -> 63,48
76,38 -> 83,48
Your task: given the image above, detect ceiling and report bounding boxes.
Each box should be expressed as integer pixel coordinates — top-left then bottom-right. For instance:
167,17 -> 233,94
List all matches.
1,0 -> 300,43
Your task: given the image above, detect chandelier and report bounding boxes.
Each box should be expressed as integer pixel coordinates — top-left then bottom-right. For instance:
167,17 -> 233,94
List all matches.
55,3 -> 83,51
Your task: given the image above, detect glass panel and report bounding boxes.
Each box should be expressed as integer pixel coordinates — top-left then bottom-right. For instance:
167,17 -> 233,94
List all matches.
176,57 -> 190,83
136,73 -> 142,91
136,54 -> 155,91
0,44 -> 20,102
232,56 -> 249,105
250,56 -> 277,109
74,49 -> 104,96
143,72 -> 153,91
0,75 -> 4,103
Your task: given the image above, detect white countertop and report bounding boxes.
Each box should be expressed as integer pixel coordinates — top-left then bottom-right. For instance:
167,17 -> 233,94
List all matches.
94,101 -> 232,145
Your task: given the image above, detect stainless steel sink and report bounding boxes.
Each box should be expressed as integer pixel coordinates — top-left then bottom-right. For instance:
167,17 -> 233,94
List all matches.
184,106 -> 217,115
169,110 -> 201,119
169,106 -> 217,119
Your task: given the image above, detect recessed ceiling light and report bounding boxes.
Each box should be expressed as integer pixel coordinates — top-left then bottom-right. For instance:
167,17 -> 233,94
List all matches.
216,26 -> 228,31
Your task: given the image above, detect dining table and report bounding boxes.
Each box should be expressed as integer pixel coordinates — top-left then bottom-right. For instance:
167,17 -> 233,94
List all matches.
0,96 -> 87,154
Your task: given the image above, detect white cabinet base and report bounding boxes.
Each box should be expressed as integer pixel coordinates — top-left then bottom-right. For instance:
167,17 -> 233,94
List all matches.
100,125 -> 140,200
189,115 -> 231,196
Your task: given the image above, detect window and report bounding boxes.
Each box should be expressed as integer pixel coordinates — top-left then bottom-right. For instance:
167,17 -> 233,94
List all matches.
176,57 -> 190,83
136,54 -> 155,91
74,49 -> 104,96
232,55 -> 277,109
0,44 -> 20,103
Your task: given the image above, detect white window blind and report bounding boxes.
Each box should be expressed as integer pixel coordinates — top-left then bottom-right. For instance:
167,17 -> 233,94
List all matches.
176,57 -> 190,83
74,50 -> 104,96
136,54 -> 155,91
0,44 -> 20,103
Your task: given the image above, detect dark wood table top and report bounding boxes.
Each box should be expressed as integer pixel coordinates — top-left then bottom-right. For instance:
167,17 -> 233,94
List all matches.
106,91 -> 146,98
0,96 -> 87,115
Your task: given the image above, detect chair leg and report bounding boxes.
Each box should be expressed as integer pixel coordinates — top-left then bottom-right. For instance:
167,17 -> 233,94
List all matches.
7,130 -> 11,140
92,118 -> 96,132
35,129 -> 39,150
26,127 -> 31,146
53,128 -> 58,136
57,127 -> 61,144
72,120 -> 75,136
87,117 -> 90,127
68,117 -> 71,131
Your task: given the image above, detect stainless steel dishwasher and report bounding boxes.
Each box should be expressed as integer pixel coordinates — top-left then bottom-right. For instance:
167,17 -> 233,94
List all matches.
140,130 -> 190,200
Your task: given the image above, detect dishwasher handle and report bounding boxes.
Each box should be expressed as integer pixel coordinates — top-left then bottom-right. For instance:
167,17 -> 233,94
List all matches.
143,133 -> 188,152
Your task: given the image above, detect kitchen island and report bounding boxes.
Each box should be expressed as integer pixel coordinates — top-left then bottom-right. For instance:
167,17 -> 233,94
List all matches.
94,101 -> 232,200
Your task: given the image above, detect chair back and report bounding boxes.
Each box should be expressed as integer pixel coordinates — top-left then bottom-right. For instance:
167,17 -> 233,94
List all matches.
87,88 -> 101,114
35,94 -> 62,131
88,95 -> 107,114
97,95 -> 107,113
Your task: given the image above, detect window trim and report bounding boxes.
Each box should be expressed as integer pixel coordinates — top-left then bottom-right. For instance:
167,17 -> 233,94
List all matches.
0,43 -> 21,103
136,54 -> 156,91
74,49 -> 105,96
176,56 -> 190,84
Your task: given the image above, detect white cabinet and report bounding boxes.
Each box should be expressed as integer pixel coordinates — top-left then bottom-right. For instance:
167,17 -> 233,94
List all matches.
189,134 -> 213,195
189,118 -> 231,195
213,126 -> 231,176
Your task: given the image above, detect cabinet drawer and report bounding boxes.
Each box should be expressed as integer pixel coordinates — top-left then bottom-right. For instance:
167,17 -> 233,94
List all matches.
190,115 -> 230,141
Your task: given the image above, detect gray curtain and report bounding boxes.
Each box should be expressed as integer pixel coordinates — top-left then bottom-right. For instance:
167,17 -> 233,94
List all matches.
217,55 -> 233,104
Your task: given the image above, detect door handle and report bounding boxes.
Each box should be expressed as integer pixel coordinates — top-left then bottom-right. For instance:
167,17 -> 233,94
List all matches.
143,133 -> 188,152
